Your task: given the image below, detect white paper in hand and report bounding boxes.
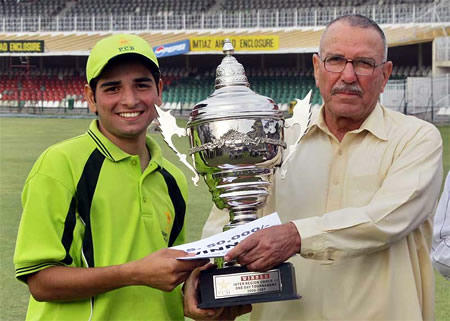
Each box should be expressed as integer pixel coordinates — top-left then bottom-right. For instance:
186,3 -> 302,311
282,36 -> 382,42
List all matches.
171,212 -> 281,260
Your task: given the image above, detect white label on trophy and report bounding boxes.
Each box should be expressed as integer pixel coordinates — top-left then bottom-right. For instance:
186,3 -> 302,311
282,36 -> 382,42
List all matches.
214,270 -> 281,298
172,212 -> 281,260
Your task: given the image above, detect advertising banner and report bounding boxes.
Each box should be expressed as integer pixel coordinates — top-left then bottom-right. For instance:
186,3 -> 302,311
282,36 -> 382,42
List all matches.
190,36 -> 279,52
153,39 -> 190,58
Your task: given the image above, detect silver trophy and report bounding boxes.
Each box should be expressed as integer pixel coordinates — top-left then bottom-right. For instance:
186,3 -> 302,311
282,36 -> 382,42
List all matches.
156,39 -> 311,308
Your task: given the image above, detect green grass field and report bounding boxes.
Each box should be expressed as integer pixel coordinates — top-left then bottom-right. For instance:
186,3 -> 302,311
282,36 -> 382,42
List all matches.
0,117 -> 449,321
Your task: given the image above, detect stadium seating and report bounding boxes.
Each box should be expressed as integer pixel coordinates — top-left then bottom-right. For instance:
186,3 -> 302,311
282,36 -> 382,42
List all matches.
0,63 -> 436,110
0,0 -> 66,16
63,0 -> 215,16
0,65 -> 324,109
391,65 -> 432,78
0,0 -> 437,18
0,1 -> 446,117
221,0 -> 369,11
0,68 -> 85,109
0,0 -> 216,17
366,0 -> 435,4
160,67 -> 323,108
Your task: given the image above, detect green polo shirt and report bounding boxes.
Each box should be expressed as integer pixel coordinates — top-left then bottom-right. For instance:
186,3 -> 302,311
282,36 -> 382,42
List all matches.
14,120 -> 188,321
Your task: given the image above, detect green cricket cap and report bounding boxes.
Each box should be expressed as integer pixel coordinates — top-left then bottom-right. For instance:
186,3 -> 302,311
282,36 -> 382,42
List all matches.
86,34 -> 160,84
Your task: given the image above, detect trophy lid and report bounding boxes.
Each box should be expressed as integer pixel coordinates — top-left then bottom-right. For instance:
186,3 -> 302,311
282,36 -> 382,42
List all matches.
187,39 -> 282,127
214,39 -> 249,89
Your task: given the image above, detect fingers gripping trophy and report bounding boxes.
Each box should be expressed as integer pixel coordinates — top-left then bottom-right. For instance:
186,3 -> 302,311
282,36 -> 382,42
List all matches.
155,39 -> 312,308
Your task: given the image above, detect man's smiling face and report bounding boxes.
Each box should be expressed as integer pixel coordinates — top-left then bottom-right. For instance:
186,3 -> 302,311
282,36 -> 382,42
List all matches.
85,59 -> 162,145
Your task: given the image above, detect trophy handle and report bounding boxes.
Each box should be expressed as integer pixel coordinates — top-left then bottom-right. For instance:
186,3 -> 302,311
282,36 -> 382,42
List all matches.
280,90 -> 313,179
154,105 -> 200,186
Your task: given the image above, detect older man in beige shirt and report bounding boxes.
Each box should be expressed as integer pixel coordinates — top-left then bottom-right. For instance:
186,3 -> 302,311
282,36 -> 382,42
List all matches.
202,14 -> 442,321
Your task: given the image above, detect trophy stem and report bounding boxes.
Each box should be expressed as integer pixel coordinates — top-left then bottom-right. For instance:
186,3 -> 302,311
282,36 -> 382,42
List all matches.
214,257 -> 226,268
215,257 -> 240,269
225,209 -> 258,230
213,209 -> 258,268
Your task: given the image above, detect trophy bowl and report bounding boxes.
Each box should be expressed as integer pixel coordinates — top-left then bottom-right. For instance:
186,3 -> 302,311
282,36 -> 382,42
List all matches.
187,84 -> 285,231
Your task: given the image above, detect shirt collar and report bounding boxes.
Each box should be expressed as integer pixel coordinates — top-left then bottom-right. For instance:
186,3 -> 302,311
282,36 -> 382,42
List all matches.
145,134 -> 164,168
357,103 -> 388,140
308,103 -> 388,141
87,120 -> 164,167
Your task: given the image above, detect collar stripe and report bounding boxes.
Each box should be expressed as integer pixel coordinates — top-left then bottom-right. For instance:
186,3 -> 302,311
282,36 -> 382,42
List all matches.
88,130 -> 115,161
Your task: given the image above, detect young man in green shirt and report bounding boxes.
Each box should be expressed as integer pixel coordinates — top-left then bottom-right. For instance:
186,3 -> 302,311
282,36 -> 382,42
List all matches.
14,34 -> 220,321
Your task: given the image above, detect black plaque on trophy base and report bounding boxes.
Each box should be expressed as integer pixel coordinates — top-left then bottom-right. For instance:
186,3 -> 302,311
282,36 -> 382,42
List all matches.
197,262 -> 300,309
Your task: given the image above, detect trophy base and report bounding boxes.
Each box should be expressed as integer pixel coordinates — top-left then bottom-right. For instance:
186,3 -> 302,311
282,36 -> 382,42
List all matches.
198,262 -> 300,309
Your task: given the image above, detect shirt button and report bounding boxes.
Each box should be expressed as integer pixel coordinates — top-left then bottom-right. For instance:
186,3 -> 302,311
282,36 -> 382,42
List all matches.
334,180 -> 339,185
338,149 -> 343,156
131,160 -> 137,165
143,197 -> 147,203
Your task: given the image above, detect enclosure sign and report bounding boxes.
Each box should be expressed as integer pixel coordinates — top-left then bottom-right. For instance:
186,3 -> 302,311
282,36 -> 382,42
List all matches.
0,40 -> 44,53
190,36 -> 279,52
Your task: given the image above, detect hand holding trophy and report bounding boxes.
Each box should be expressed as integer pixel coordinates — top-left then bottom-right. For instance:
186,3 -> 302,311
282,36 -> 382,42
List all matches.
156,39 -> 311,308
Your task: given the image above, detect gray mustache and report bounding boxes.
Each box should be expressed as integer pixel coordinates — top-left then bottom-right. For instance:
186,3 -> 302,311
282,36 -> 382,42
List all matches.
331,84 -> 363,96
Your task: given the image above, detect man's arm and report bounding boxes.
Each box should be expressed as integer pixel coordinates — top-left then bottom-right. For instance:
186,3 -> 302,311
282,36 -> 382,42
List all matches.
226,123 -> 443,271
432,171 -> 450,279
27,249 -> 208,302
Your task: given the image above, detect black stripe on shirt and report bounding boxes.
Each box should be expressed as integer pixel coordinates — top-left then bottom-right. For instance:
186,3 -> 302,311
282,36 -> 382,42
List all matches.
76,148 -> 105,268
159,167 -> 186,247
16,262 -> 65,275
61,196 -> 77,265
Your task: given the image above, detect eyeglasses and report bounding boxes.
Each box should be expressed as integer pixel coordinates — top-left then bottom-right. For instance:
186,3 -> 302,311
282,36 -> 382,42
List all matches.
320,55 -> 386,76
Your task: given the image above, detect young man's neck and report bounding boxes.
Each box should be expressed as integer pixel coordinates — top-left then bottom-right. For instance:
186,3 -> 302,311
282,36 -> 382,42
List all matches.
101,129 -> 150,171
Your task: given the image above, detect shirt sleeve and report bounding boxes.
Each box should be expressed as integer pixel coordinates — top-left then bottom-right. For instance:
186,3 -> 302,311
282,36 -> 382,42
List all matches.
13,152 -> 82,283
431,171 -> 450,279
293,123 -> 443,261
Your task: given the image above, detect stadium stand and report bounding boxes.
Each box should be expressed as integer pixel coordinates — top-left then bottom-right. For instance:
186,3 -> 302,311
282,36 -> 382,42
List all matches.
1,0 -> 447,31
0,60 -> 434,112
65,0 -> 216,16
221,0 -> 370,11
160,67 -> 322,108
0,0 -> 217,17
0,64 -> 323,111
0,0 -> 448,120
0,0 -> 438,17
0,68 -> 85,109
0,0 -> 66,16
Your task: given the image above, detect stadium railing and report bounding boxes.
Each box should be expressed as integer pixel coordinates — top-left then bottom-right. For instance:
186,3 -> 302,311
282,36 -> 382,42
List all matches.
381,74 -> 450,123
0,2 -> 448,32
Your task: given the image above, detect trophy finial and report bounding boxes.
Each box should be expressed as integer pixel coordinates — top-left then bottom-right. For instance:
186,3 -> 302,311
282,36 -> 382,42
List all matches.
223,38 -> 234,56
215,39 -> 249,89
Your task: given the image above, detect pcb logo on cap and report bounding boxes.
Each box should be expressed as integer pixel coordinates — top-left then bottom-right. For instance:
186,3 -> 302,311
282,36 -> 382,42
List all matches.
118,38 -> 135,53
